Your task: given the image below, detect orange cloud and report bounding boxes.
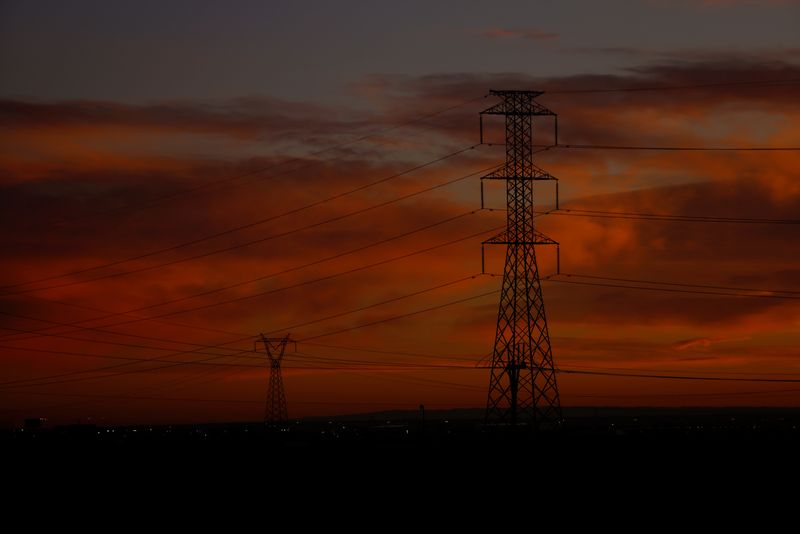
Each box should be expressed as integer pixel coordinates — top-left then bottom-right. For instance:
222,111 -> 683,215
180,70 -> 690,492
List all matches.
672,336 -> 750,350
3,58 -> 800,425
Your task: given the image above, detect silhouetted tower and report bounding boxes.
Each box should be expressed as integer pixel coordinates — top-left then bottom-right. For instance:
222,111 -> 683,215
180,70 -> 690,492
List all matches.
255,334 -> 294,425
480,90 -> 562,429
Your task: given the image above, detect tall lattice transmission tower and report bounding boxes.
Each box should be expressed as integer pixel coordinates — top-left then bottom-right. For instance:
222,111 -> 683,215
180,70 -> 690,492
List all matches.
480,90 -> 562,429
256,333 -> 294,425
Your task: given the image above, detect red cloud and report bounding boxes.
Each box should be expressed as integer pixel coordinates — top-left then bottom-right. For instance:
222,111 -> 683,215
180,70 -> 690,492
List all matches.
3,57 -> 800,424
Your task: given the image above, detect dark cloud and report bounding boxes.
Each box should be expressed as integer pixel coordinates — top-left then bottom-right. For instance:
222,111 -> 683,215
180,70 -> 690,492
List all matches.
373,58 -> 800,107
0,96 -> 376,147
479,27 -> 559,41
562,45 -> 800,63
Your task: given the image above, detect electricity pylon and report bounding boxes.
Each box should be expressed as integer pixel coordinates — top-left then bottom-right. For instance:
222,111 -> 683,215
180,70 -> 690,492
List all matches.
255,333 -> 294,426
480,90 -> 562,429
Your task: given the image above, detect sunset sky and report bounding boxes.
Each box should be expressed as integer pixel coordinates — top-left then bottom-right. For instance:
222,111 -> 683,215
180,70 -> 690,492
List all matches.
2,0 -> 800,426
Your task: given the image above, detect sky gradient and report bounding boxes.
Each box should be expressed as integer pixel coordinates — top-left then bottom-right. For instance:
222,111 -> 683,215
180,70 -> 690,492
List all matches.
1,0 -> 800,426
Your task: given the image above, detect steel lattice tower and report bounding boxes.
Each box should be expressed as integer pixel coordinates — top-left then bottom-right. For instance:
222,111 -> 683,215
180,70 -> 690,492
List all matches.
256,334 -> 294,425
480,90 -> 562,429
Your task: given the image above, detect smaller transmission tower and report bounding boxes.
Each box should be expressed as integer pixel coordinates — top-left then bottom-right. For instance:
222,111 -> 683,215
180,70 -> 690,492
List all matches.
255,334 -> 294,426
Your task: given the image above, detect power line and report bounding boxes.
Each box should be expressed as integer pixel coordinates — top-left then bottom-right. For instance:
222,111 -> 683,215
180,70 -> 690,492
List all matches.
548,278 -> 800,300
7,382 -> 798,412
7,336 -> 800,393
490,142 -> 800,151
541,207 -> 800,225
1,167 -> 494,356
552,143 -> 800,151
559,273 -> 800,296
558,368 -> 800,384
0,345 -> 470,392
3,145 -> 488,294
44,338 -> 484,404
3,292 -> 262,341
0,331 -> 263,389
0,308 -> 257,355
133,361 -> 235,399
549,273 -> 800,300
300,340 -> 481,363
0,321 -> 253,359
0,344 -> 263,373
490,206 -> 800,226
263,274 -> 484,335
0,283 -> 502,389
46,94 -> 488,228
7,202 -> 797,394
292,351 -> 472,370
4,389 -> 460,407
0,269 -> 498,388
4,278 -> 496,385
1,217 -> 792,394
0,227 -> 496,394
0,334 -> 258,388
298,343 -> 800,378
297,288 -> 500,342
2,208 -> 486,343
0,225 -> 506,390
1,210 -> 506,362
338,369 -> 483,393
0,345 -> 262,390
12,347 -> 791,387
553,363 -> 800,378
6,223 -> 505,355
571,387 -> 800,399
5,338 -> 800,411
8,390 -> 265,405
0,274 -> 485,365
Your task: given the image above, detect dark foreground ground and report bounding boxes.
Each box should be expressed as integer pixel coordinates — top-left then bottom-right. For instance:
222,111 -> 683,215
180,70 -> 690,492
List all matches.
6,408 -> 800,487
5,407 -> 800,451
